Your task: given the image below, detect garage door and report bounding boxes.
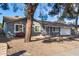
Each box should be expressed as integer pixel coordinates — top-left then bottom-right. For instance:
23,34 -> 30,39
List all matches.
60,27 -> 71,35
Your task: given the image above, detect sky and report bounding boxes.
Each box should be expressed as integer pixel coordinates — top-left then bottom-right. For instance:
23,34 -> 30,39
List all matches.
0,3 -> 78,25
0,3 -> 25,23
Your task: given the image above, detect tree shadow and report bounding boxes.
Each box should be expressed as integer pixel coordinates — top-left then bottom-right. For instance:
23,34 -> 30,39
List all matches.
14,37 -> 24,40
42,39 -> 57,43
30,38 -> 43,42
42,37 -> 63,43
42,36 -> 79,43
26,35 -> 79,42
10,50 -> 26,56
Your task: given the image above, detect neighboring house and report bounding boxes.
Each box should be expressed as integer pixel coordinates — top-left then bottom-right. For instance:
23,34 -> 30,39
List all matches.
3,16 -> 75,38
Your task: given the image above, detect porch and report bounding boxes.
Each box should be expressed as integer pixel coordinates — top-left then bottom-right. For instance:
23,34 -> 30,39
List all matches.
42,25 -> 71,36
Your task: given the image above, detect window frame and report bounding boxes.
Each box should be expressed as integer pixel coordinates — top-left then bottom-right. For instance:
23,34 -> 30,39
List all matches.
14,24 -> 24,33
52,27 -> 60,32
34,26 -> 40,32
54,27 -> 60,32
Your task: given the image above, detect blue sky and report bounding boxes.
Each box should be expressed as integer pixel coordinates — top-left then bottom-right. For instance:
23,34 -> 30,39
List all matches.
0,3 -> 78,25
0,3 -> 25,23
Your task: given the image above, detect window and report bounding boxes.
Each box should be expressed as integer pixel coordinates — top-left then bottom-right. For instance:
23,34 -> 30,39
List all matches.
52,27 -> 60,36
35,26 -> 40,32
52,27 -> 60,32
54,27 -> 60,32
14,24 -> 23,33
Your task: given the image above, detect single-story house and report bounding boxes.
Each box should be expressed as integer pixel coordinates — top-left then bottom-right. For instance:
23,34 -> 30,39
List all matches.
3,16 -> 75,38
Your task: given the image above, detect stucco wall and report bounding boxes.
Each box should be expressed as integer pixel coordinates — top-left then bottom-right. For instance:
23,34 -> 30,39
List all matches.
4,20 -> 43,36
32,21 -> 42,36
4,20 -> 72,37
4,20 -> 25,35
60,27 -> 71,35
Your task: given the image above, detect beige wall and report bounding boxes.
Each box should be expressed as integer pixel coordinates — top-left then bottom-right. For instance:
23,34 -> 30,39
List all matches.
32,21 -> 41,32
32,21 -> 42,36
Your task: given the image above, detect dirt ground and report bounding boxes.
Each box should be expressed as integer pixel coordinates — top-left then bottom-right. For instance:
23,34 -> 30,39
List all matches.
6,36 -> 79,56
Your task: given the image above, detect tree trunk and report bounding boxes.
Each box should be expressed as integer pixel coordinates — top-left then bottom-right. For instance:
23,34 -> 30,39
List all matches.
25,16 -> 32,43
24,4 -> 38,43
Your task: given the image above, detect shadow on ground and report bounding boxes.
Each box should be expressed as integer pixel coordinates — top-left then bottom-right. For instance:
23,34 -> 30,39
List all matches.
30,38 -> 43,42
9,50 -> 26,56
42,36 -> 79,43
26,35 -> 79,43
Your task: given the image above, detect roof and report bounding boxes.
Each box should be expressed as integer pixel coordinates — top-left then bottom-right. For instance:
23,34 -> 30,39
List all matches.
3,16 -> 74,27
34,20 -> 74,27
3,16 -> 25,22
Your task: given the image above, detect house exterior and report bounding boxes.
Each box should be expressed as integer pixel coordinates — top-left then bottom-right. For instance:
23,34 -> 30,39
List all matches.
3,16 -> 74,37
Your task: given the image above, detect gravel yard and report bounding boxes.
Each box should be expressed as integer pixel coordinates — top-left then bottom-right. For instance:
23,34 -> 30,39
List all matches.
7,36 -> 79,56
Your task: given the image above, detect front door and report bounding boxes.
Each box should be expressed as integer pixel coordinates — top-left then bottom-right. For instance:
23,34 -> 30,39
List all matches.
52,27 -> 60,36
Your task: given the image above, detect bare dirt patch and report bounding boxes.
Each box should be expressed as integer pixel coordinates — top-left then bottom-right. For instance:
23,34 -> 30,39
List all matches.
7,37 -> 79,56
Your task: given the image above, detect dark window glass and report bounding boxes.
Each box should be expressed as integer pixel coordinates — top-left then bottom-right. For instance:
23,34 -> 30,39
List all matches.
15,25 -> 22,32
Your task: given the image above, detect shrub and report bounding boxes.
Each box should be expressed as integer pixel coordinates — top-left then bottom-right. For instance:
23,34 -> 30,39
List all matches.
15,32 -> 25,37
0,28 -> 5,36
